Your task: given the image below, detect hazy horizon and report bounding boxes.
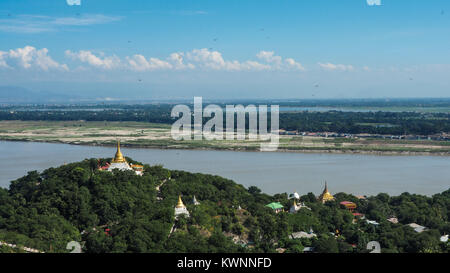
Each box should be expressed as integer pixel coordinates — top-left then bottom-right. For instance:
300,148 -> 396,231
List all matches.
1,0 -> 450,100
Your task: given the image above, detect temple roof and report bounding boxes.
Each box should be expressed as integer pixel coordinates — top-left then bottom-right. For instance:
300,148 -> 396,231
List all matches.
265,202 -> 284,210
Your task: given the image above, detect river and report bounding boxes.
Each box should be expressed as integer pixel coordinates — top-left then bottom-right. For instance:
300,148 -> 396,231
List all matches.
0,141 -> 449,196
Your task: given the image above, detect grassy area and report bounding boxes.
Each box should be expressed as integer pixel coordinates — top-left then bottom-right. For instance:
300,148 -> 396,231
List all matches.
0,120 -> 448,155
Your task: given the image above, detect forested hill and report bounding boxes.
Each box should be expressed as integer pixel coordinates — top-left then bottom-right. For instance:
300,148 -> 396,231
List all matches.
0,159 -> 449,253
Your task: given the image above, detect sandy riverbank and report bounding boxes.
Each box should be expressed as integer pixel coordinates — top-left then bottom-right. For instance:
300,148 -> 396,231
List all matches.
0,120 -> 449,156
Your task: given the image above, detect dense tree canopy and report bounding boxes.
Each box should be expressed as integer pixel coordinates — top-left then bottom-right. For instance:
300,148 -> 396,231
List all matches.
0,159 -> 448,253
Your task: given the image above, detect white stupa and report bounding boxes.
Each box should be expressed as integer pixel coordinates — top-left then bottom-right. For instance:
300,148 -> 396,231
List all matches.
108,140 -> 133,172
290,199 -> 300,213
289,191 -> 300,200
192,195 -> 200,205
174,195 -> 190,218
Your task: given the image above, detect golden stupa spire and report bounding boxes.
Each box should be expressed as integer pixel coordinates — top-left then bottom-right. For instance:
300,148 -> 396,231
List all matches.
176,195 -> 186,208
112,140 -> 126,163
323,181 -> 329,194
319,181 -> 334,203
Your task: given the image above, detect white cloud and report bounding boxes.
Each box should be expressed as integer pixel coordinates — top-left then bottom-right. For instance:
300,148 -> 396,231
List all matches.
66,0 -> 81,6
256,50 -> 304,71
284,58 -> 305,71
167,52 -> 195,70
127,54 -> 173,71
1,46 -> 307,73
63,48 -> 303,72
66,50 -> 121,70
318,62 -> 354,71
240,61 -> 271,71
66,51 -> 183,71
0,46 -> 68,71
366,0 -> 382,6
256,51 -> 282,65
184,48 -> 267,71
186,48 -> 228,70
0,51 -> 8,68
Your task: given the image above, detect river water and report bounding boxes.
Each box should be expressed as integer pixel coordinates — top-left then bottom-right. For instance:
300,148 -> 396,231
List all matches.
0,141 -> 448,196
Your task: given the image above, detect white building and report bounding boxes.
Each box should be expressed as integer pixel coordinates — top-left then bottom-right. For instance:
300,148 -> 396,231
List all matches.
407,223 -> 427,233
290,231 -> 317,239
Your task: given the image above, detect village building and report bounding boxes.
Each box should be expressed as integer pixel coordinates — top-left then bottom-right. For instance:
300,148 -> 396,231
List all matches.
302,247 -> 314,253
366,220 -> 379,226
290,231 -> 317,239
407,223 -> 427,233
387,217 -> 399,224
265,202 -> 284,213
340,201 -> 357,212
129,163 -> 144,176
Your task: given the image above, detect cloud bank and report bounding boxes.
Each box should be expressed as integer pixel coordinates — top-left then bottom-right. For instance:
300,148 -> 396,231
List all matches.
0,46 -> 68,71
0,45 -> 365,74
65,48 -> 306,72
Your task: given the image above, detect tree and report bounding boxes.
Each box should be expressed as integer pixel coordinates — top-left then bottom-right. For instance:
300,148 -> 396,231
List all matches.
313,236 -> 339,253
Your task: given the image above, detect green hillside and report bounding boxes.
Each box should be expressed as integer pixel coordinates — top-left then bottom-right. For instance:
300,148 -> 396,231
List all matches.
0,158 -> 448,253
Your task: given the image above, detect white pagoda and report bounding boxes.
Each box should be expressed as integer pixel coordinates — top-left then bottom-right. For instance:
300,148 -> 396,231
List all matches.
174,195 -> 190,218
192,195 -> 200,205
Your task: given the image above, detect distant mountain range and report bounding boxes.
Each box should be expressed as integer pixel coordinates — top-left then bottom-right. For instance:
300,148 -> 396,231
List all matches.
0,86 -> 82,103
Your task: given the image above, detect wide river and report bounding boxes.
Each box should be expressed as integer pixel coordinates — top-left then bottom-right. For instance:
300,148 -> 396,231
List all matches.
1,141 -> 449,196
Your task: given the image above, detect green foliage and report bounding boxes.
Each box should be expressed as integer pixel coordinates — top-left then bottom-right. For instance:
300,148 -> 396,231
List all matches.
0,158 -> 448,253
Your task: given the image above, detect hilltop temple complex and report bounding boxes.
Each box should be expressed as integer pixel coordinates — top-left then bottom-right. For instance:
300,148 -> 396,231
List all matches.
99,140 -> 143,175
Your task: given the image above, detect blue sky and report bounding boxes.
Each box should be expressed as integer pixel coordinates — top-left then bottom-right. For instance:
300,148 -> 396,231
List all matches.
0,0 -> 449,100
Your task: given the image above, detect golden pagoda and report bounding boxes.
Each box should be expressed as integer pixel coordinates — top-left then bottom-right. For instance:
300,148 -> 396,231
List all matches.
318,182 -> 334,203
112,140 -> 127,163
176,195 -> 186,208
105,140 -> 143,175
175,195 -> 190,217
